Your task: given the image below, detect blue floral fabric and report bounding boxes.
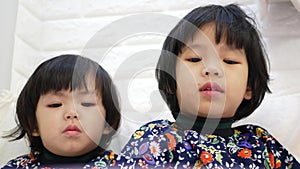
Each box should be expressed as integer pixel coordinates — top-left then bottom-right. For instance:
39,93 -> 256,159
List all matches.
118,119 -> 300,168
2,120 -> 299,169
1,150 -> 117,169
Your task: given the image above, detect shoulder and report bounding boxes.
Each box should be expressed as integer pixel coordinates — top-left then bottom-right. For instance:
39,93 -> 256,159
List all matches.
2,153 -> 38,168
140,119 -> 173,129
234,125 -> 300,168
233,124 -> 279,144
130,119 -> 174,139
234,124 -> 270,136
233,124 -> 300,167
233,124 -> 280,142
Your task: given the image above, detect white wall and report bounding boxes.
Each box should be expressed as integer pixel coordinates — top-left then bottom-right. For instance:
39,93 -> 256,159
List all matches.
0,0 -> 18,91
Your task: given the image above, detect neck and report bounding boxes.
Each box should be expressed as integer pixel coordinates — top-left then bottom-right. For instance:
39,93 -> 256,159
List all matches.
37,147 -> 102,164
175,113 -> 234,137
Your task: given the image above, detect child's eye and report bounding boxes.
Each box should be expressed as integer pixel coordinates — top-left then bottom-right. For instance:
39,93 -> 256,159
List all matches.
81,103 -> 96,107
47,103 -> 62,108
224,59 -> 239,64
187,58 -> 202,62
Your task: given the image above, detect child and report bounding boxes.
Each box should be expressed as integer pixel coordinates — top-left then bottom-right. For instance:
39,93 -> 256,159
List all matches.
118,4 -> 300,168
2,54 -> 121,168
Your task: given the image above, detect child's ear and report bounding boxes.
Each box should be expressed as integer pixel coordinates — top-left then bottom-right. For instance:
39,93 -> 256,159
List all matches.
244,86 -> 252,100
102,124 -> 113,135
32,129 -> 40,136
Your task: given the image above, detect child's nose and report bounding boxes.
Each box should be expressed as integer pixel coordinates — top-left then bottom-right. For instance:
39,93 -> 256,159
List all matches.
202,66 -> 222,77
64,109 -> 79,120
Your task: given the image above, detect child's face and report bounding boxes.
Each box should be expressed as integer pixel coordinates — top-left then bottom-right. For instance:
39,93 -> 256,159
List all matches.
33,77 -> 110,157
176,23 -> 252,118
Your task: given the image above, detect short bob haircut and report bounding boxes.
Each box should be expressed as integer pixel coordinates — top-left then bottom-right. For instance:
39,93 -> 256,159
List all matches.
156,4 -> 271,121
5,54 -> 121,153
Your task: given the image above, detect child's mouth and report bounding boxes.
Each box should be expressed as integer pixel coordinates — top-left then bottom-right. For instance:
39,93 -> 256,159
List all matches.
63,125 -> 81,136
199,82 -> 224,96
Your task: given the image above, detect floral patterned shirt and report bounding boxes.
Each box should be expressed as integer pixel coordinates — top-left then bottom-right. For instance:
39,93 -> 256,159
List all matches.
118,119 -> 300,169
1,150 -> 117,169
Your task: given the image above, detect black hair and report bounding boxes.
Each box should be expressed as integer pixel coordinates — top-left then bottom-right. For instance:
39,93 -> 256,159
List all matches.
155,4 -> 271,121
4,54 -> 121,153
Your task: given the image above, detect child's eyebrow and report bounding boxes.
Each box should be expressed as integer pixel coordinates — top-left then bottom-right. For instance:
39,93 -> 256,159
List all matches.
183,43 -> 206,52
219,44 -> 234,51
76,90 -> 96,96
219,44 -> 245,55
51,91 -> 65,97
189,44 -> 205,49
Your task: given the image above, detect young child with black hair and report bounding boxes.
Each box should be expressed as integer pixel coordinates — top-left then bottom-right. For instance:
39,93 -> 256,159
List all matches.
118,4 -> 300,168
2,54 -> 121,168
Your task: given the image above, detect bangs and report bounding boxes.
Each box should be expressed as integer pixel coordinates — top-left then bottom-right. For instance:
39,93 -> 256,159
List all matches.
176,4 -> 255,53
36,55 -> 98,94
214,6 -> 254,50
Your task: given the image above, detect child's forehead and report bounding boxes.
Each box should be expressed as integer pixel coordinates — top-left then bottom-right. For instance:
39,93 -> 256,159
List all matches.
199,22 -> 215,33
183,26 -> 218,49
191,23 -> 219,43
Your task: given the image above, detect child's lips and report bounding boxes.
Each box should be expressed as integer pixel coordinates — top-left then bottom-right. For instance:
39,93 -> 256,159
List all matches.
199,82 -> 224,96
63,125 -> 81,136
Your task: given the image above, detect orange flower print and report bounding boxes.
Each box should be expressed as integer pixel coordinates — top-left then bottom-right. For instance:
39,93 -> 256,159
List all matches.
29,154 -> 35,159
108,152 -> 115,160
238,148 -> 252,159
268,152 -> 281,168
269,152 -> 275,168
200,151 -> 214,165
275,159 -> 281,168
165,133 -> 176,150
21,159 -> 29,166
149,141 -> 161,158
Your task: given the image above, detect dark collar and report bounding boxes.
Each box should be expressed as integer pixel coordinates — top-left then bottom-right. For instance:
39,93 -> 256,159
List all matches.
37,147 -> 102,164
174,113 -> 234,137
